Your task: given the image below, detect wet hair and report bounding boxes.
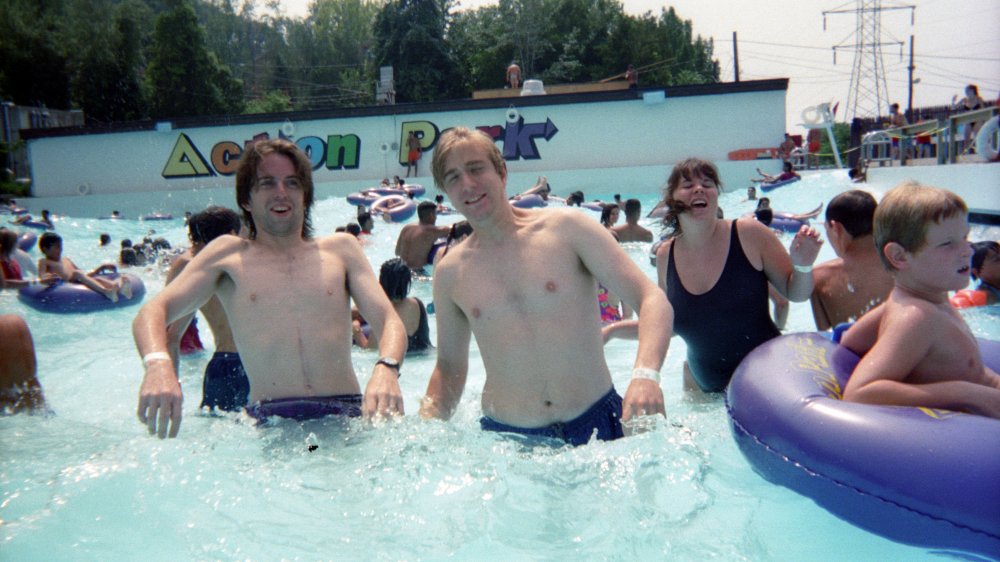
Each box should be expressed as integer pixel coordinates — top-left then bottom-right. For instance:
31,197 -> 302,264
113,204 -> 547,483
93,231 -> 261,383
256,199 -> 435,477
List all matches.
417,200 -> 438,222
754,207 -> 774,226
357,211 -> 373,231
600,204 -> 617,227
121,238 -> 132,248
234,138 -> 314,240
971,241 -> 999,280
440,221 -> 473,260
661,158 -> 723,235
39,232 -> 62,251
120,247 -> 139,266
566,191 -> 585,206
345,223 -> 361,237
188,206 -> 242,245
0,228 -> 16,257
379,258 -> 412,301
431,127 -> 506,190
434,194 -> 444,204
782,161 -> 794,173
99,233 -> 111,246
623,198 -> 642,219
151,238 -> 172,251
874,182 -> 967,271
826,190 -> 877,238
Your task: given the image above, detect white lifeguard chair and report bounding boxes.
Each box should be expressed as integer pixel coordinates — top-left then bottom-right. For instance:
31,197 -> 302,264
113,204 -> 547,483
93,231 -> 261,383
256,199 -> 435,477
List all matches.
799,102 -> 844,169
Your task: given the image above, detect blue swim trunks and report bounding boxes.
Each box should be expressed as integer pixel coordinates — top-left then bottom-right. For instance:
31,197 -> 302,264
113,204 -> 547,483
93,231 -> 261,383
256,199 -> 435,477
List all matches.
247,394 -> 362,423
201,352 -> 250,412
480,387 -> 624,447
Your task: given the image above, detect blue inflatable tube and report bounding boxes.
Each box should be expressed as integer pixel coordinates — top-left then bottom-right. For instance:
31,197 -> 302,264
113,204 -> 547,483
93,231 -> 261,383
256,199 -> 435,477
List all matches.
511,194 -> 546,209
727,333 -> 1000,558
759,176 -> 801,192
769,216 -> 807,232
18,273 -> 146,313
370,195 -> 417,223
346,191 -> 382,207
141,213 -> 173,221
18,220 -> 52,230
17,232 -> 37,252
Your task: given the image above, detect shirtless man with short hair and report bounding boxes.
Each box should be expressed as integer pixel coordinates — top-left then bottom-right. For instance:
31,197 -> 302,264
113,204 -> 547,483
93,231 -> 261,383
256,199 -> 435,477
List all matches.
394,201 -> 449,272
419,127 -> 672,446
135,139 -> 407,438
612,199 -> 654,242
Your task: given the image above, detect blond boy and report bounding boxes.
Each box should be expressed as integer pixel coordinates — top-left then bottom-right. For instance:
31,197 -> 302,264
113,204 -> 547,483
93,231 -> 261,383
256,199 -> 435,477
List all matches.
842,182 -> 1000,418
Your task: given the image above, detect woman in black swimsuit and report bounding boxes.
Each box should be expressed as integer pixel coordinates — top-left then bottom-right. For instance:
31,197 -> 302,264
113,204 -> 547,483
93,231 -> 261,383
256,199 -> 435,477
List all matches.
650,159 -> 823,392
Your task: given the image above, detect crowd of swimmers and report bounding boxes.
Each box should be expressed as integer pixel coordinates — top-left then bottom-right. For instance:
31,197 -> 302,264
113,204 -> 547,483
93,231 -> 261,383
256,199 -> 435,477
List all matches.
2,132 -> 998,439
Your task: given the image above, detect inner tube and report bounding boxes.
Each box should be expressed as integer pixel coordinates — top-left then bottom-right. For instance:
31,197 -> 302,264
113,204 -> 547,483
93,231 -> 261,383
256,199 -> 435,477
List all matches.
581,201 -> 610,212
370,195 -> 417,223
511,194 -> 546,209
975,115 -> 999,162
18,272 -> 146,314
727,333 -> 1000,558
402,183 -> 426,197
769,216 -> 807,233
950,289 -> 990,309
346,191 -> 383,207
759,176 -> 801,193
17,232 -> 37,252
19,220 -> 53,230
141,213 -> 174,221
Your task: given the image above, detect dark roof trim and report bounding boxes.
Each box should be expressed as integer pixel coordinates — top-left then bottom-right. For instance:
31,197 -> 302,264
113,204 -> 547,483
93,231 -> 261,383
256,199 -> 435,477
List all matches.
22,78 -> 788,140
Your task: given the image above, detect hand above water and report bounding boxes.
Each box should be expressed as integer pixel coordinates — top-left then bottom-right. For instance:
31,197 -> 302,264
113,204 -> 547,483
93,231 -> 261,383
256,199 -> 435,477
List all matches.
137,362 -> 183,438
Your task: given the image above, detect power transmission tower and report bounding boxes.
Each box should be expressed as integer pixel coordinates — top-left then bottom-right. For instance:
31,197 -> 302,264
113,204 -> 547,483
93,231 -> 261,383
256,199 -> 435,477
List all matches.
824,1 -> 913,121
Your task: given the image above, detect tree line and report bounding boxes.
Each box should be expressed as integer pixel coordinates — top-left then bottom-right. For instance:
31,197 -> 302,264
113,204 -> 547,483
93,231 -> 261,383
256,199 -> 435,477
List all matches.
0,0 -> 720,125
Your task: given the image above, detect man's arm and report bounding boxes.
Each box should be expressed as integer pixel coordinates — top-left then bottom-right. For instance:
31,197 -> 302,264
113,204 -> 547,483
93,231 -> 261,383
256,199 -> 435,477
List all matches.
568,213 -> 671,421
339,235 -> 406,417
420,266 -> 471,420
133,238 -> 233,438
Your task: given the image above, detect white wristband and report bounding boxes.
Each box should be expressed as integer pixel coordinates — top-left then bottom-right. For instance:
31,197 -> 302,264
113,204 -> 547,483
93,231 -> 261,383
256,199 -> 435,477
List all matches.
631,367 -> 661,384
793,264 -> 813,273
142,351 -> 171,368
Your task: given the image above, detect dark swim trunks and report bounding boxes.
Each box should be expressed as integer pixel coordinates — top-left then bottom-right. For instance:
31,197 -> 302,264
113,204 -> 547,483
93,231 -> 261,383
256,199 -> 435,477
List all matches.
247,394 -> 362,423
201,352 -> 249,412
480,387 -> 624,447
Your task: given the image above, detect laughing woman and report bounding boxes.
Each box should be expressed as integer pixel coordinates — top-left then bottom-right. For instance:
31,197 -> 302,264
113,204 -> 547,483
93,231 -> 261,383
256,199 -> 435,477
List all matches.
604,158 -> 823,393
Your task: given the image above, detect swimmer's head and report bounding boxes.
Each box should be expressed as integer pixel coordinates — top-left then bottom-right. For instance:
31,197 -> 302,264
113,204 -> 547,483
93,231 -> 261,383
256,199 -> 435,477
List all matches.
826,190 -> 877,238
0,228 -> 16,257
600,204 -> 618,227
874,182 -> 967,271
783,161 -> 794,173
235,139 -> 314,240
432,127 -> 506,191
662,158 -> 722,233
99,233 -> 111,246
38,232 -> 62,253
188,206 -> 241,247
379,257 -> 412,300
623,199 -> 642,220
971,241 -> 999,282
566,191 -> 585,206
417,201 -> 438,223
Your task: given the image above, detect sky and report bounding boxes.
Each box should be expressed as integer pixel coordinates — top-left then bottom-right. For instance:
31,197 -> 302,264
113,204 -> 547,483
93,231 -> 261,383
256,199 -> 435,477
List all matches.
276,0 -> 999,135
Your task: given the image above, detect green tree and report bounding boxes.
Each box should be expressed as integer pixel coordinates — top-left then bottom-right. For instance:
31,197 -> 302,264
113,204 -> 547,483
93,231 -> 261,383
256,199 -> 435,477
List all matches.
373,0 -> 464,102
146,0 -> 245,118
0,0 -> 71,108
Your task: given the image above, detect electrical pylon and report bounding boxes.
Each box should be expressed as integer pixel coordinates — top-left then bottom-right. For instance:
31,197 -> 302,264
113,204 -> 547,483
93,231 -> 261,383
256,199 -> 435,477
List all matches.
824,0 -> 913,121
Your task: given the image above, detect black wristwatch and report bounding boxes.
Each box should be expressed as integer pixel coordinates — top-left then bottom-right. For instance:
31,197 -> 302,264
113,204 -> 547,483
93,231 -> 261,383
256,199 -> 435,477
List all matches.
376,357 -> 401,377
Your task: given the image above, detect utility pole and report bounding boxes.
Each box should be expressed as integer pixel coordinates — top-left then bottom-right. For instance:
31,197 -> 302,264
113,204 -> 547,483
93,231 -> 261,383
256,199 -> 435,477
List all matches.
733,31 -> 740,83
906,35 -> 915,122
824,0 -> 914,122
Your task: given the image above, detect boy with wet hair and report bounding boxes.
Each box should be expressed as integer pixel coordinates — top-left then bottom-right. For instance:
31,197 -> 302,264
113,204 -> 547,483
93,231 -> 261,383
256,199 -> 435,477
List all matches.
842,182 -> 1000,418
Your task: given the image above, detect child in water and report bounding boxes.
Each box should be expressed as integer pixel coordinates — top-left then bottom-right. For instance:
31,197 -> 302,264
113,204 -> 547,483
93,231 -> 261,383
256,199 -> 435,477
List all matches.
841,182 -> 1000,418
